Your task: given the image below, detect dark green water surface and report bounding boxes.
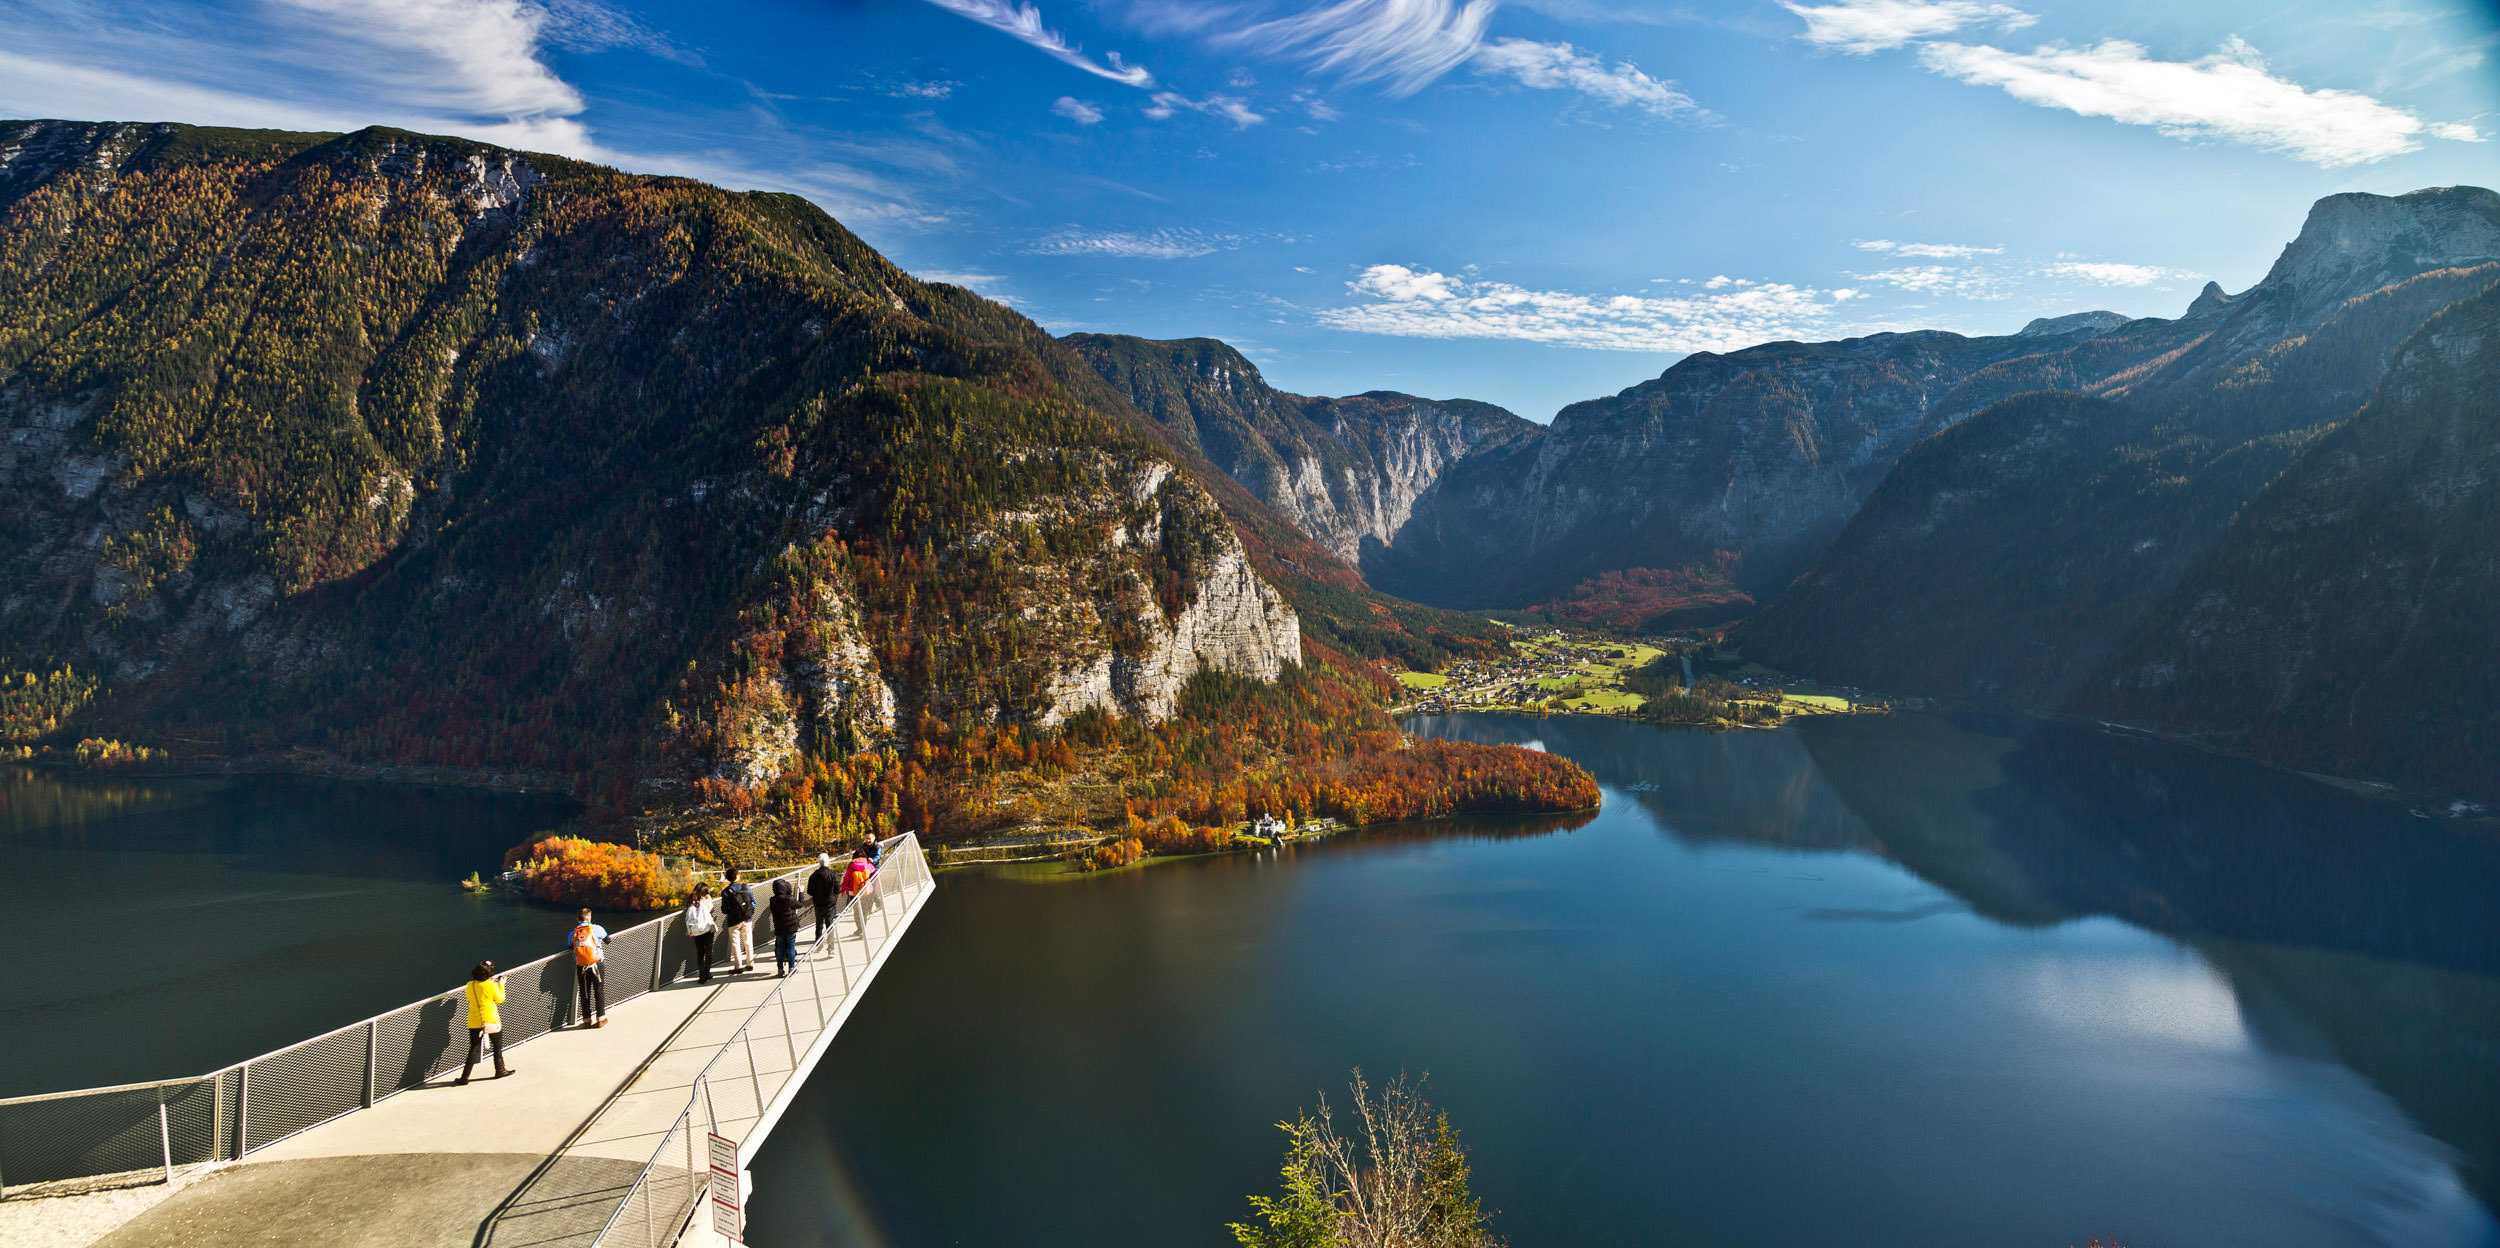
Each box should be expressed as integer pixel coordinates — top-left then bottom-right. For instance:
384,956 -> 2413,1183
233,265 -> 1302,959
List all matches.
0,767 -> 578,1096
753,712 -> 2500,1248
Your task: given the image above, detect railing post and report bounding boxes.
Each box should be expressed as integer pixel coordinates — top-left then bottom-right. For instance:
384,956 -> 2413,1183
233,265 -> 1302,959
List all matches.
157,1091 -> 173,1184
652,914 -> 670,991
363,1020 -> 377,1108
777,984 -> 800,1069
745,1033 -> 768,1124
235,1064 -> 249,1157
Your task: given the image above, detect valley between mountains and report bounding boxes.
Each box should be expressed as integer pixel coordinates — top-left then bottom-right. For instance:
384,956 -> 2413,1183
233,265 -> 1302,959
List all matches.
4,117 -> 2495,878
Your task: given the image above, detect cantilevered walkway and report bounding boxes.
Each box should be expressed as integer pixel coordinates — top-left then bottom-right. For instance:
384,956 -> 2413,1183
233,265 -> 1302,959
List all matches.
0,836 -> 935,1248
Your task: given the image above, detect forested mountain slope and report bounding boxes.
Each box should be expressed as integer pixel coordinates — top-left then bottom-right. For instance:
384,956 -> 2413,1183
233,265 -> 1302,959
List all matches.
2084,281 -> 2500,802
0,118 -> 1585,837
1734,188 -> 2500,705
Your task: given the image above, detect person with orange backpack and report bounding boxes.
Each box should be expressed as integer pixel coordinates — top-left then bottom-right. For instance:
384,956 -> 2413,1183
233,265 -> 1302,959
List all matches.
568,909 -> 610,1028
840,845 -> 878,938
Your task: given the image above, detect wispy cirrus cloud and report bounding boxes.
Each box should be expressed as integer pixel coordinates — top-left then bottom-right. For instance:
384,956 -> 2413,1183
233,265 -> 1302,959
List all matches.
1856,239 -> 2004,259
1919,37 -> 2483,166
0,0 -> 603,155
1784,0 -> 2033,54
1470,38 -> 1715,121
1324,263 -> 1862,352
1028,226 -> 1254,258
912,0 -> 1155,87
1052,96 -> 1106,123
1222,0 -> 1496,96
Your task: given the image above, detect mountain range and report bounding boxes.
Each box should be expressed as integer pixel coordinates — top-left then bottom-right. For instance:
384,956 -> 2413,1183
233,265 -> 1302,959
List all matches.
1067,186 -> 2500,802
3,114 -> 2493,810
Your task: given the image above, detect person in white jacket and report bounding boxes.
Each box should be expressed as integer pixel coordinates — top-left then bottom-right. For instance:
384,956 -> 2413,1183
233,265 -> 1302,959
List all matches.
683,883 -> 719,983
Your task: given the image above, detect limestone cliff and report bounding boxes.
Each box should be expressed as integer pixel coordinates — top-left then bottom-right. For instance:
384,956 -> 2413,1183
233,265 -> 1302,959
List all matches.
1063,334 -> 1542,565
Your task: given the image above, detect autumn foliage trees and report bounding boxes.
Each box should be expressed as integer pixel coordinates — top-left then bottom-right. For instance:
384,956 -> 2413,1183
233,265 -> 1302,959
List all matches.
510,836 -> 692,911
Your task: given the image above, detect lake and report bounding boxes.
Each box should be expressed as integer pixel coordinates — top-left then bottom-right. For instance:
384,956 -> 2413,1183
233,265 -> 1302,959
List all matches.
0,766 -> 579,1097
751,712 -> 2500,1248
9,714 -> 2498,1247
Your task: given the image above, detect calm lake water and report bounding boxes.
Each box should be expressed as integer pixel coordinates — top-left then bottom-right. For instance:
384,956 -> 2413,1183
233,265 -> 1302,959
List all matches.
0,766 -> 578,1096
11,715 -> 2499,1247
752,712 -> 2500,1248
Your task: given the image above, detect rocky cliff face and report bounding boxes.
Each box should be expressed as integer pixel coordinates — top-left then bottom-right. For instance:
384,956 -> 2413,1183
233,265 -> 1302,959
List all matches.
0,119 -> 1300,793
1735,188 -> 2500,708
1368,187 -> 2500,612
1064,334 -> 1541,565
2083,280 -> 2500,802
1369,325 -> 2136,606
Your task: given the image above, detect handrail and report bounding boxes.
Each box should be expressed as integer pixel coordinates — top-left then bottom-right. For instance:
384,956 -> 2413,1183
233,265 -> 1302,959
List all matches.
585,833 -> 932,1248
0,842 -> 901,1192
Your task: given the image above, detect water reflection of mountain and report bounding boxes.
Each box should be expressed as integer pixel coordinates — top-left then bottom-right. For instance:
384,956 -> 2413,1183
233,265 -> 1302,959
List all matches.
1409,711 -> 2500,1214
0,767 -> 578,881
1799,714 -> 2500,1213
1402,714 -> 1877,853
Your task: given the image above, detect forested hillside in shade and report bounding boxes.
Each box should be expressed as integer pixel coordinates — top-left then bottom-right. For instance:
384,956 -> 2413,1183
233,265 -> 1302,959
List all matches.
2082,281 -> 2500,803
0,118 -> 1587,843
1733,189 -> 2500,707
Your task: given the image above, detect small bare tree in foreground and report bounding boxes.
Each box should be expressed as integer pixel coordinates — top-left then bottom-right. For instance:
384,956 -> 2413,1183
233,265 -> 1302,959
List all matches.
1231,1071 -> 1501,1248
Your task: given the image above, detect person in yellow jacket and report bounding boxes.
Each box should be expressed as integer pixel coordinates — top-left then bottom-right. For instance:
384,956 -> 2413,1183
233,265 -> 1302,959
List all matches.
458,961 -> 517,1084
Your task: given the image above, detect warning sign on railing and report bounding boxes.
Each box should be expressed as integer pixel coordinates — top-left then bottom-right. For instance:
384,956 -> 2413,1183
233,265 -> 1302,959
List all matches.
709,1132 -> 741,1241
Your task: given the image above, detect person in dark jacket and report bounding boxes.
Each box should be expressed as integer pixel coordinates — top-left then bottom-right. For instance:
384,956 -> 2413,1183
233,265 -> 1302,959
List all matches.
768,877 -> 801,977
806,853 -> 839,940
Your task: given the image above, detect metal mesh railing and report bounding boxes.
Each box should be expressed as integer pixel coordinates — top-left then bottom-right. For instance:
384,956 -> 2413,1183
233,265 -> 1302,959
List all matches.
0,849 -> 862,1194
588,836 -> 934,1248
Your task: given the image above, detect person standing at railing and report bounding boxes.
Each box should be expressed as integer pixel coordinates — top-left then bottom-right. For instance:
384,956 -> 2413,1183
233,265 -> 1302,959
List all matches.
683,883 -> 720,983
457,961 -> 516,1084
806,853 -> 839,941
721,867 -> 758,974
570,909 -> 611,1028
768,877 -> 801,977
841,844 -> 879,938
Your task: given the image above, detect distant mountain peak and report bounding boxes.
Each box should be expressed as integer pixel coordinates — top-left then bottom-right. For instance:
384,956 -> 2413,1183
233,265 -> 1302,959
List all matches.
2019,310 -> 2132,337
2184,281 -> 2234,319
2257,186 -> 2500,303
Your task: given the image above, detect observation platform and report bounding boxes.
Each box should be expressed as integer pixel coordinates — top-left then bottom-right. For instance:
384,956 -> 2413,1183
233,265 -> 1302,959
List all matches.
0,838 -> 935,1248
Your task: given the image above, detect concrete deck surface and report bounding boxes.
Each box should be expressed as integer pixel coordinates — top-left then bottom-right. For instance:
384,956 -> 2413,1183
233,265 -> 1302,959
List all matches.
2,880 -> 931,1248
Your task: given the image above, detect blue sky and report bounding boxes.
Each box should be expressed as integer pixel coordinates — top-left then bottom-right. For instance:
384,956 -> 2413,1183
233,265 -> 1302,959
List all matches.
3,0 -> 2495,418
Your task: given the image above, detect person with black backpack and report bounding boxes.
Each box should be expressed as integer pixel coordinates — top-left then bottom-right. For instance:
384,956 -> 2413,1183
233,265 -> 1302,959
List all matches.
720,867 -> 758,974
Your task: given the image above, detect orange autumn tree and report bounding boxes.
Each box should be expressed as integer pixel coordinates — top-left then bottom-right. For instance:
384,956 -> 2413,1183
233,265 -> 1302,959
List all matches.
511,836 -> 692,911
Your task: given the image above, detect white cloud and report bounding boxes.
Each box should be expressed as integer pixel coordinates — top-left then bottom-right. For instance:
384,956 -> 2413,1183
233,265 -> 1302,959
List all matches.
912,0 -> 1155,87
1919,37 -> 2477,167
1853,264 -> 2010,298
1350,263 -> 1460,300
1325,263 -> 1857,352
916,269 -> 1008,288
1223,0 -> 1497,96
1143,91 -> 1267,127
0,0 -> 599,156
1469,38 -> 1715,122
1785,0 -> 2033,54
1028,227 -> 1250,258
2039,260 -> 2196,286
1856,239 -> 2004,258
2429,121 -> 2485,142
1052,96 -> 1106,124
